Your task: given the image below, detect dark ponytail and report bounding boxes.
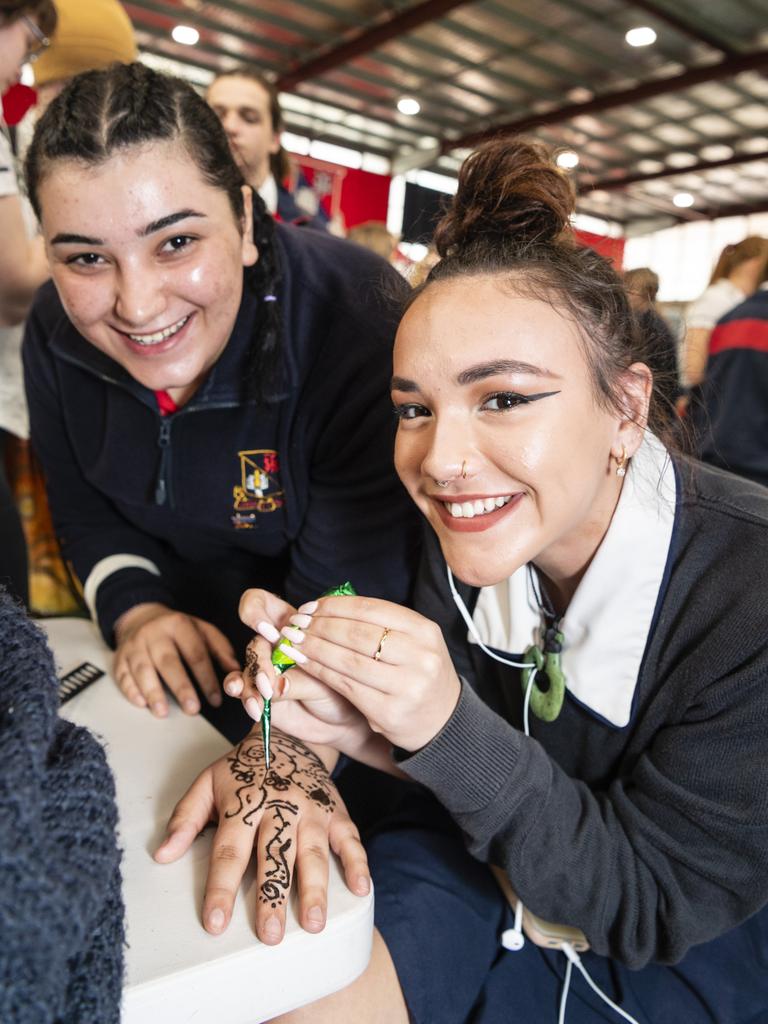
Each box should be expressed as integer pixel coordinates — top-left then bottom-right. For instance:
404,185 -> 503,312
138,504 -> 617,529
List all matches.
25,62 -> 282,404
417,136 -> 680,447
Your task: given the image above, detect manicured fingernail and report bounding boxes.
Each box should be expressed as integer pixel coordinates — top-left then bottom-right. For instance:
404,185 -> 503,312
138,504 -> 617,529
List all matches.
225,677 -> 244,697
279,676 -> 290,698
263,916 -> 282,942
307,905 -> 324,926
208,690 -> 222,708
152,701 -> 168,717
257,620 -> 280,643
290,613 -> 313,629
255,672 -> 273,700
279,642 -> 306,664
245,696 -> 262,722
208,908 -> 225,932
298,600 -> 318,614
355,875 -> 370,895
183,698 -> 200,714
281,625 -> 304,643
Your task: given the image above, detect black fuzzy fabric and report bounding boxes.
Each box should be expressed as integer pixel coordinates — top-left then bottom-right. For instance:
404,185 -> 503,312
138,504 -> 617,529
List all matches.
0,592 -> 124,1022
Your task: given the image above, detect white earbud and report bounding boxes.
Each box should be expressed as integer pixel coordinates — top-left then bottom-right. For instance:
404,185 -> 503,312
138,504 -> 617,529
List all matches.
501,898 -> 525,951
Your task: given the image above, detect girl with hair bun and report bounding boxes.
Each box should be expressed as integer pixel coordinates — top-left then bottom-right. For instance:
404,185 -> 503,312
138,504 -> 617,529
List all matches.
171,139 -> 767,1023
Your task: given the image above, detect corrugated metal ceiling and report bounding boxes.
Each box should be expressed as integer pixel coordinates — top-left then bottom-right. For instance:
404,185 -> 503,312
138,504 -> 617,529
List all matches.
125,0 -> 768,234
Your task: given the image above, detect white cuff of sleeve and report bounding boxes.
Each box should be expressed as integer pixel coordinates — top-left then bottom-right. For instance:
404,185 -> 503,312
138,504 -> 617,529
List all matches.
83,554 -> 162,620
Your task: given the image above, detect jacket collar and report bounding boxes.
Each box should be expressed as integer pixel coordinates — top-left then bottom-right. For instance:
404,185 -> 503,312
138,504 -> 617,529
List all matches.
471,433 -> 677,727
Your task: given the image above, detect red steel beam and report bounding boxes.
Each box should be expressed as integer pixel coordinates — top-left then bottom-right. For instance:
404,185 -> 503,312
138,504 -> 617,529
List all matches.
441,49 -> 768,154
276,0 -> 477,91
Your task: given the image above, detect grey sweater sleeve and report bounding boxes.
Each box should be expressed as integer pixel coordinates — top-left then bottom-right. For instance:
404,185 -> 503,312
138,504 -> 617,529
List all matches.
398,519 -> 768,968
398,662 -> 768,968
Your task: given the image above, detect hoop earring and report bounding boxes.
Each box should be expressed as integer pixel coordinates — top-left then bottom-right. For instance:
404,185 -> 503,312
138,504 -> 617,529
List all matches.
615,446 -> 628,478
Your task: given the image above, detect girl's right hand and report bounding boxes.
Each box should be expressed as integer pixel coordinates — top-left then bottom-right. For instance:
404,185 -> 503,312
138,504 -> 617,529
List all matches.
223,587 -> 375,755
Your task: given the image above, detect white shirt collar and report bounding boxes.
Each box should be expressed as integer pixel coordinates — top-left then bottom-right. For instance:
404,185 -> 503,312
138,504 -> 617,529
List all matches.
470,434 -> 677,727
258,174 -> 278,215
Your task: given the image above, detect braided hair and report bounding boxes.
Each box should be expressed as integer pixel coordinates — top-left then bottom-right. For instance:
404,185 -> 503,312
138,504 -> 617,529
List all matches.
25,61 -> 282,404
414,136 -> 679,445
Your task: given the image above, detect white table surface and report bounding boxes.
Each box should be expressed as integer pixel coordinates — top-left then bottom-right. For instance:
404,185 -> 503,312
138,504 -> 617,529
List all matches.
40,617 -> 373,1024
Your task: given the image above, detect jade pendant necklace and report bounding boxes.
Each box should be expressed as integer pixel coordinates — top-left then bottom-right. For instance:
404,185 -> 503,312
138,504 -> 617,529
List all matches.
520,566 -> 566,722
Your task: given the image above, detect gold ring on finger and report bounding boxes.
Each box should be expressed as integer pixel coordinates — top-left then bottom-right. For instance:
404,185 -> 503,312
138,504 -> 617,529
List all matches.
373,626 -> 391,662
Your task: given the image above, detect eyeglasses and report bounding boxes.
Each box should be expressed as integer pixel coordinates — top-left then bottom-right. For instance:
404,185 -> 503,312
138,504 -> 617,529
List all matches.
21,15 -> 50,63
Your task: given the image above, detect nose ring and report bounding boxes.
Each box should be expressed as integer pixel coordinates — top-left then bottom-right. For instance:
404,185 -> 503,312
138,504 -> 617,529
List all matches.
461,460 -> 467,479
435,479 -> 449,488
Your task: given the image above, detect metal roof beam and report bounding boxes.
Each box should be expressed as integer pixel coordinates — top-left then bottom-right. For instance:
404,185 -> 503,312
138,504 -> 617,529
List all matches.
276,0 -> 478,91
441,49 -> 768,153
580,149 -> 768,192
699,199 -> 768,219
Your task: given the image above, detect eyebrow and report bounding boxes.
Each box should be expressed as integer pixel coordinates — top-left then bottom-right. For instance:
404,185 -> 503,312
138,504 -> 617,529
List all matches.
391,359 -> 559,393
457,359 -> 559,384
50,209 -> 207,247
141,209 -> 206,237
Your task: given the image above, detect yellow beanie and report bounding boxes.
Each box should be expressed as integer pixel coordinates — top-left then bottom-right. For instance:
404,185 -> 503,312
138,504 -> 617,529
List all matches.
33,0 -> 138,87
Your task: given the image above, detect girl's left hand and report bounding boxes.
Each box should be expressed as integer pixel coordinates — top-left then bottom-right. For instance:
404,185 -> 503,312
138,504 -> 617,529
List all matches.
154,726 -> 369,944
277,595 -> 462,752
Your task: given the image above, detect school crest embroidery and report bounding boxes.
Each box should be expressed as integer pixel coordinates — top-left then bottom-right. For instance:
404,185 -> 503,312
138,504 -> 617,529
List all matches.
231,449 -> 283,528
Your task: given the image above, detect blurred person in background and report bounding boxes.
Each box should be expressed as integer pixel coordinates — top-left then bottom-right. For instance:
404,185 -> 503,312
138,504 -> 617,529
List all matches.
682,236 -> 768,389
207,68 -> 328,230
0,0 -> 56,604
5,0 -> 137,617
0,0 -> 53,324
623,266 -> 683,421
693,279 -> 768,488
347,220 -> 398,264
30,0 -> 135,111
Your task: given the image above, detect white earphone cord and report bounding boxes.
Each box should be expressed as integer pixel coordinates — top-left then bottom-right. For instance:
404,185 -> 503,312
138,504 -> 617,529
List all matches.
447,566 -> 641,1024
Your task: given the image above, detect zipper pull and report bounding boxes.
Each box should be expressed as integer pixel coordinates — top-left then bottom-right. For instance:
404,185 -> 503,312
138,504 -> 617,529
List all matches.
155,418 -> 172,505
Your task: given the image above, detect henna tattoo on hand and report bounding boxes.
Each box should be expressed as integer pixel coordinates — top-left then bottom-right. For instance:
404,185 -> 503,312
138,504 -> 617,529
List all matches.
245,640 -> 259,680
224,730 -> 337,909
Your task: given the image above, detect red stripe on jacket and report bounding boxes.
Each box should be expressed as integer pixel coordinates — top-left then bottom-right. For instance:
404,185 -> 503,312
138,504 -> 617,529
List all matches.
709,318 -> 768,357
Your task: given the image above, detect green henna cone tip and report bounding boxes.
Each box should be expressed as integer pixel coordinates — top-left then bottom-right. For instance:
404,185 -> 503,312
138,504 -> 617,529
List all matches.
262,696 -> 272,770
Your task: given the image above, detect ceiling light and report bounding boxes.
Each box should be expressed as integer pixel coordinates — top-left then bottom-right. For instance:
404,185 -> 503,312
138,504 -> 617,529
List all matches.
699,144 -> 734,162
672,192 -> 695,208
625,26 -> 657,47
397,97 -> 421,116
556,150 -> 579,169
171,25 -> 199,45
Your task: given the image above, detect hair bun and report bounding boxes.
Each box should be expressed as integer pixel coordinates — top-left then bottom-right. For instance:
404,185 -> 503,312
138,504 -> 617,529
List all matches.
433,136 -> 576,258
